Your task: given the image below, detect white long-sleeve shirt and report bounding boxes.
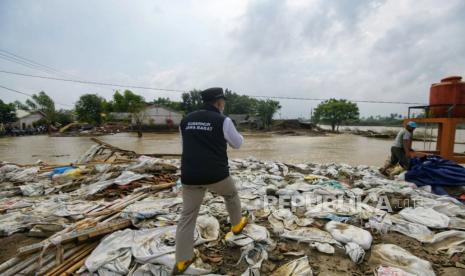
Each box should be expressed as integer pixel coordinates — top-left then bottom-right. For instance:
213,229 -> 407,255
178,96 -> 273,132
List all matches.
179,117 -> 244,149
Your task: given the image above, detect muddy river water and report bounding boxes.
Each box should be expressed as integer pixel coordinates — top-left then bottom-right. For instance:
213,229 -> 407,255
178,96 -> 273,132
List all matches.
2,130 -> 464,166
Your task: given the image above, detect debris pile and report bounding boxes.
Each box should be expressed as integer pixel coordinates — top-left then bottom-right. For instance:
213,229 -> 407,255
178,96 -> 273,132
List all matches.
0,139 -> 464,275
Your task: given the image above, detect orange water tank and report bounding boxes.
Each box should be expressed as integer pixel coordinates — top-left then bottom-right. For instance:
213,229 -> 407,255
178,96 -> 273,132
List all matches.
429,76 -> 465,117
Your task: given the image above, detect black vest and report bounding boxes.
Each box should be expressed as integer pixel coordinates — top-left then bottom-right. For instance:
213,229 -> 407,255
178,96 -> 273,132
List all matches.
180,105 -> 229,185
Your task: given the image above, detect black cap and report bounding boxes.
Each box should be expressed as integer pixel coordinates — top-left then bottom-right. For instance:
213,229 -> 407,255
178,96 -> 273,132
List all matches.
201,87 -> 226,102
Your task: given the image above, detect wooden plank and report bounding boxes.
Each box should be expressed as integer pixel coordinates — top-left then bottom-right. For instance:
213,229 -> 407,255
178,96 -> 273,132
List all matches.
17,219 -> 131,256
44,243 -> 97,276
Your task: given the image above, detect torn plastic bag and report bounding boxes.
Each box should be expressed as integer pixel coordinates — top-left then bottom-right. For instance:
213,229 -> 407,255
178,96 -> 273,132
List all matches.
84,171 -> 151,196
121,197 -> 182,221
325,221 -> 372,250
345,242 -> 365,264
85,217 -> 218,274
368,244 -> 435,276
225,224 -> 271,247
268,209 -> 298,234
389,215 -> 433,243
6,166 -> 39,183
374,265 -> 416,276
282,227 -> 339,245
305,201 -> 385,220
20,182 -> 45,196
132,263 -> 171,276
399,207 -> 450,228
54,200 -> 101,218
270,256 -> 313,276
240,244 -> 268,276
114,171 -> 151,185
427,230 -> 465,256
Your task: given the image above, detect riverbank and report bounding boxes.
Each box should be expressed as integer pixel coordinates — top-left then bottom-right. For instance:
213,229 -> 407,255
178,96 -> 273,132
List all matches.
0,140 -> 464,275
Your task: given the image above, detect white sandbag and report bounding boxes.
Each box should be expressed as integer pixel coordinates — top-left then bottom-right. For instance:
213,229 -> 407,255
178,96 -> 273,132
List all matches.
368,244 -> 435,276
324,221 -> 372,250
270,256 -> 313,276
399,207 -> 450,229
374,265 -> 416,276
282,227 -> 339,245
225,224 -> 271,247
428,230 -> 465,256
345,242 -> 365,264
390,215 -> 434,243
311,242 -> 335,254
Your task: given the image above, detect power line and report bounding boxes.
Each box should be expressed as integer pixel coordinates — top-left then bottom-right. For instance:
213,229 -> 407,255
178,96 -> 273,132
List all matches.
249,95 -> 425,105
0,70 -> 188,93
0,49 -> 71,77
0,84 -> 74,107
0,69 -> 426,105
0,53 -> 60,76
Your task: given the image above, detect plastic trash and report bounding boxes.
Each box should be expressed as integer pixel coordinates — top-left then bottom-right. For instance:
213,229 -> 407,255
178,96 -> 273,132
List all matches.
49,166 -> 76,177
368,244 -> 435,276
399,207 -> 450,228
325,221 -> 373,250
270,256 -> 313,276
345,242 -> 365,264
85,222 -> 216,275
282,227 -> 339,245
374,265 -> 416,276
225,224 -> 271,247
311,242 -> 335,254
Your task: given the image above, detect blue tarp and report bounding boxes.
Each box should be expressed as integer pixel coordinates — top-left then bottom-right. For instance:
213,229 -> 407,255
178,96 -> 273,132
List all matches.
405,155 -> 465,196
48,166 -> 76,178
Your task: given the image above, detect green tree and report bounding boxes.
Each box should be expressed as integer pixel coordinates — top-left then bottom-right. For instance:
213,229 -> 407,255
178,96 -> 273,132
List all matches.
14,100 -> 30,111
54,109 -> 74,126
153,97 -> 184,112
110,90 -> 145,113
257,99 -> 281,129
75,94 -> 105,125
223,89 -> 259,115
24,91 -> 56,124
0,100 -> 17,124
181,90 -> 203,113
312,99 -> 359,131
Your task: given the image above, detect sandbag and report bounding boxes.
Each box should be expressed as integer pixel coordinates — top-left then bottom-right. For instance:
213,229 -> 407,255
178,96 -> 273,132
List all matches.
399,207 -> 450,229
325,221 -> 373,250
368,244 -> 435,276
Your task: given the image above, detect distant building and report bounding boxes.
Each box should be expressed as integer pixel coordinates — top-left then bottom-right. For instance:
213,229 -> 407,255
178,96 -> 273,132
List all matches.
13,110 -> 46,129
132,105 -> 183,127
108,112 -> 132,121
228,114 -> 263,129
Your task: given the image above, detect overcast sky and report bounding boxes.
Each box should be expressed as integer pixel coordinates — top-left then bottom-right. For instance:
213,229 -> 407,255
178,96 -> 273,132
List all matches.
1,0 -> 464,118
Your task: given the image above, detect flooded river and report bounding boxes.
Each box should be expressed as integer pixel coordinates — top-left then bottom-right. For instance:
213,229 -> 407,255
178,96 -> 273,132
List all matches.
3,131 -> 463,166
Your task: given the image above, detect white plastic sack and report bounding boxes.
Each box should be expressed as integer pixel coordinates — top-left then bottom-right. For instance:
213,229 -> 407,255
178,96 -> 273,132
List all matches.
375,265 -> 416,276
325,221 -> 372,250
282,227 -> 338,245
225,224 -> 270,247
399,207 -> 450,229
369,244 -> 435,276
345,242 -> 365,264
270,256 -> 313,276
114,171 -> 151,185
85,217 -> 218,274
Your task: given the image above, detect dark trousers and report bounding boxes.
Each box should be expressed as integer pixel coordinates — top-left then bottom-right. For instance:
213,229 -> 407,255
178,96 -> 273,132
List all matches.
390,146 -> 410,169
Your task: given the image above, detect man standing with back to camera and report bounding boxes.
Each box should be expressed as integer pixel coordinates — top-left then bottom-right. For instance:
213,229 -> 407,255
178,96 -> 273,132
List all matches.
173,87 -> 248,275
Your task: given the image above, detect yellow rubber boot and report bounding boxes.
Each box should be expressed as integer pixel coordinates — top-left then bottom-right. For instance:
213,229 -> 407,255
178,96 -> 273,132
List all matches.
231,217 -> 248,235
172,257 -> 195,275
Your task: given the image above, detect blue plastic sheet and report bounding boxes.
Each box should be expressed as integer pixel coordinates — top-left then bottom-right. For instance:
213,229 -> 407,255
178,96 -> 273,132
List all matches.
48,166 -> 75,178
405,155 -> 465,195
